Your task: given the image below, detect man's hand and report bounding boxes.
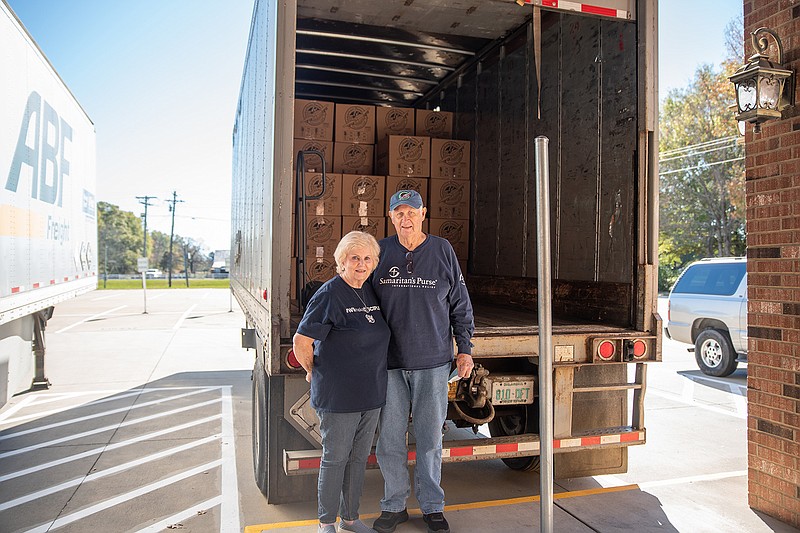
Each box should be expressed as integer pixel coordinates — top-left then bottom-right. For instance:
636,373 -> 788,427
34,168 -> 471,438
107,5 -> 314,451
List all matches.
455,353 -> 474,378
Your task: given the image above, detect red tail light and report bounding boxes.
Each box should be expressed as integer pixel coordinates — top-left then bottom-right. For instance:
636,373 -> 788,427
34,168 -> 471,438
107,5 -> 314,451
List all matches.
598,340 -> 616,361
286,349 -> 302,369
632,339 -> 648,359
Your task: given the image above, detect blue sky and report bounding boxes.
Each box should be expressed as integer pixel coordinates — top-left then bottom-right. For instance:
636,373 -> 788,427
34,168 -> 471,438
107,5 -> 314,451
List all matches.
6,0 -> 742,252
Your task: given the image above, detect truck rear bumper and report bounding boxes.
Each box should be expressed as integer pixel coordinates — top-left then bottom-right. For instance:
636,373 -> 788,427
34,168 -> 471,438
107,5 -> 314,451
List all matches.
284,427 -> 645,475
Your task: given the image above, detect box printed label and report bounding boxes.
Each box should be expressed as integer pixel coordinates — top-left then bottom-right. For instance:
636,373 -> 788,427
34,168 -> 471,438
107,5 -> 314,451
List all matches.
341,145 -> 370,170
383,109 -> 411,134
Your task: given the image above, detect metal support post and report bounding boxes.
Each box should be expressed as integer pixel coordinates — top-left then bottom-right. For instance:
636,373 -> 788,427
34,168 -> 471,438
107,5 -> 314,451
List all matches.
31,307 -> 54,390
534,136 -> 554,533
142,271 -> 148,314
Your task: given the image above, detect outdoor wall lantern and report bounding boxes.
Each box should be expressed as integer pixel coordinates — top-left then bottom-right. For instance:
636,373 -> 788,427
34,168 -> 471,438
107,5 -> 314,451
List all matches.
729,27 -> 795,133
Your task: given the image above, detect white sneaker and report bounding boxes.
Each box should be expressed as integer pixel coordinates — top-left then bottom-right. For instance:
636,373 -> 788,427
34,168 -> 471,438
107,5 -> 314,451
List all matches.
339,519 -> 377,533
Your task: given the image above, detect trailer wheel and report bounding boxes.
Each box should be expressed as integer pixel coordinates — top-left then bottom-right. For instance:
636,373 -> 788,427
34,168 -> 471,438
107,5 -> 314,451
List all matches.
252,359 -> 268,495
488,401 -> 540,471
694,329 -> 738,377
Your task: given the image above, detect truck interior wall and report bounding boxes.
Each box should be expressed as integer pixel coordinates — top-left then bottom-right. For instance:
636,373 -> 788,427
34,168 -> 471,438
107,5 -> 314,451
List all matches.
433,12 -> 638,328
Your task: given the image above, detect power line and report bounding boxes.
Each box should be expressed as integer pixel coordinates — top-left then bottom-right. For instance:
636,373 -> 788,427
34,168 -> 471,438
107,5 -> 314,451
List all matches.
660,142 -> 741,163
659,136 -> 739,157
658,155 -> 745,177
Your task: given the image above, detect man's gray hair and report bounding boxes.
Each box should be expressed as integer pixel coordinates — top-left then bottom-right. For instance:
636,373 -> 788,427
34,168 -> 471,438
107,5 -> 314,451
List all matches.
334,231 -> 381,273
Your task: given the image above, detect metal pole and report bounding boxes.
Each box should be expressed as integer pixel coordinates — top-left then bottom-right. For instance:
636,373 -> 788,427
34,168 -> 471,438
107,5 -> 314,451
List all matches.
142,271 -> 148,314
534,136 -> 554,533
168,191 -> 177,287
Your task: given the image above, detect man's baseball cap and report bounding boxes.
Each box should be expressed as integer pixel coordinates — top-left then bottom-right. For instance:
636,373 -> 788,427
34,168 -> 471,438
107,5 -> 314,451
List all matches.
389,189 -> 424,211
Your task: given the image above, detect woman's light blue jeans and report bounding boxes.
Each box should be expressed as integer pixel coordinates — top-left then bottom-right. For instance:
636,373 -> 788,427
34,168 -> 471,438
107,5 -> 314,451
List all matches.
317,408 -> 381,524
376,362 -> 450,515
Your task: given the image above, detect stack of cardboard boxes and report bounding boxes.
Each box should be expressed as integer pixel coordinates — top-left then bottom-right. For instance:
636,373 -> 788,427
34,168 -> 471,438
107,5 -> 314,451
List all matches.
292,99 -> 471,297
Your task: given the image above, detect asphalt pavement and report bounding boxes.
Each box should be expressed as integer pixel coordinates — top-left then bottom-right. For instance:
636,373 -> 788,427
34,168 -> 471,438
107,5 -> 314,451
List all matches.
0,290 -> 797,532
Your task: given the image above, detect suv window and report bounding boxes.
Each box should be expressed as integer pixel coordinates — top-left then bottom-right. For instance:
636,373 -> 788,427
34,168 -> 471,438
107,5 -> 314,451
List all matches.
672,262 -> 746,296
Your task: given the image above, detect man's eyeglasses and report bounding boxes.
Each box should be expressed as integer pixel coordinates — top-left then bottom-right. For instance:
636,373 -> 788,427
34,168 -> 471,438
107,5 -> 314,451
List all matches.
405,251 -> 413,275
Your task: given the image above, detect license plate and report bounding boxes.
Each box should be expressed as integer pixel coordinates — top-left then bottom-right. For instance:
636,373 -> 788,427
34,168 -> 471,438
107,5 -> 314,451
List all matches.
490,380 -> 534,405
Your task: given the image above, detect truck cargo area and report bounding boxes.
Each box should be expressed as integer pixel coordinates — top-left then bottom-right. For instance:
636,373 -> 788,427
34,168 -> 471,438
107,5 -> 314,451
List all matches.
288,0 -> 653,345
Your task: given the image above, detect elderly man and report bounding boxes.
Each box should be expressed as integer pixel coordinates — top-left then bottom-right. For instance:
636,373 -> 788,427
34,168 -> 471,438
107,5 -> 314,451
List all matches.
370,190 -> 475,533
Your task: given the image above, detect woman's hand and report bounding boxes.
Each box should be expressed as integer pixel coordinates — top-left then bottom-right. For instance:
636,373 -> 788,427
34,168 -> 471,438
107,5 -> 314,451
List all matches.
292,333 -> 315,380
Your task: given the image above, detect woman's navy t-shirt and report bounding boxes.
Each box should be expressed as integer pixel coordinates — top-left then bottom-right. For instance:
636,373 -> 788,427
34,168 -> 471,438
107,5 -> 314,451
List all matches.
296,275 -> 390,413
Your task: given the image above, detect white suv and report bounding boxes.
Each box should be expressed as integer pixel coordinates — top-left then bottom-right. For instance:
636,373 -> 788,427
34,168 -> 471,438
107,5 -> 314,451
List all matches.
665,257 -> 747,377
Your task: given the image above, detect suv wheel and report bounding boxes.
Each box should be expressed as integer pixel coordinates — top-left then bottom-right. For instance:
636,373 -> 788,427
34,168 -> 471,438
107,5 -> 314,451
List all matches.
694,329 -> 738,377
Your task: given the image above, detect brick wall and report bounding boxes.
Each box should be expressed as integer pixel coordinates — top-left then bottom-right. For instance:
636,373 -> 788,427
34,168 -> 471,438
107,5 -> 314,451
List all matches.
743,0 -> 800,527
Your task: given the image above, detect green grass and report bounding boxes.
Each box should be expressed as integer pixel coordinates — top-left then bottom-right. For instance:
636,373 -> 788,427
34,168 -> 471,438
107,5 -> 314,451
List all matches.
97,278 -> 231,290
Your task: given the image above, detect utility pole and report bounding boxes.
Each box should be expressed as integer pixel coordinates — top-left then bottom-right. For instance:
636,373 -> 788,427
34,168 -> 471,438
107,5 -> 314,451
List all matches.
165,191 -> 184,287
136,195 -> 157,258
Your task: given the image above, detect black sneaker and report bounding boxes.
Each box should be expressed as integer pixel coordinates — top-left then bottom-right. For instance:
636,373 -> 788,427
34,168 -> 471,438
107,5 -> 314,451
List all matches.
422,512 -> 450,533
372,509 -> 409,533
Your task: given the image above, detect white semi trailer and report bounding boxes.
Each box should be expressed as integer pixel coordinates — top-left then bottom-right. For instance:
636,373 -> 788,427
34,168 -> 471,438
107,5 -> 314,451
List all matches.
0,0 -> 97,407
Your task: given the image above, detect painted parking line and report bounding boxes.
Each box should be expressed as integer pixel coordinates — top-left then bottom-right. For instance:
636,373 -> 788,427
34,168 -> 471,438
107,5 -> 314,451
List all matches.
242,470 -> 749,533
55,305 -> 127,333
173,303 -> 198,330
26,459 -> 225,533
0,386 -> 217,437
0,415 -> 222,483
0,435 -> 218,511
0,386 -> 241,533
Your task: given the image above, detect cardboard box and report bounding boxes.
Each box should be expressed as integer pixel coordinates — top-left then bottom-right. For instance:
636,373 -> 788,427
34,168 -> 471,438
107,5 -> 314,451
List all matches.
341,174 -> 386,217
429,218 -> 469,258
343,216 -> 386,241
294,139 -> 333,173
292,256 -> 338,299
296,173 -> 342,216
376,135 -> 430,177
430,139 -> 470,180
428,178 -> 470,220
333,142 -> 374,175
386,218 -> 428,237
415,109 -> 453,139
385,176 -> 429,211
304,215 -> 342,256
376,106 -> 415,141
335,103 -> 376,144
294,99 -> 334,141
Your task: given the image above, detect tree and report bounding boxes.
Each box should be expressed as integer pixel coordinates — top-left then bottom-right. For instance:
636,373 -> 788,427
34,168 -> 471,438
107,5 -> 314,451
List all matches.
184,238 -> 210,273
98,201 -> 143,274
658,19 -> 746,291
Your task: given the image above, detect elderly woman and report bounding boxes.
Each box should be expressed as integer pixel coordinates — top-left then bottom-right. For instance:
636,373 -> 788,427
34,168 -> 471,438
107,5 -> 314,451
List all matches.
293,230 -> 390,533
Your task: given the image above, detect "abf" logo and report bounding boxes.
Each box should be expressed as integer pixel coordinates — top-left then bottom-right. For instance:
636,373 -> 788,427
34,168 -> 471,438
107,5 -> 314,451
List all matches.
5,91 -> 73,207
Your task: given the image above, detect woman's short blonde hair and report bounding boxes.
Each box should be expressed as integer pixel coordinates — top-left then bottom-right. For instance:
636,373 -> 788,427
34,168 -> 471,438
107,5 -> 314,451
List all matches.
334,231 -> 381,273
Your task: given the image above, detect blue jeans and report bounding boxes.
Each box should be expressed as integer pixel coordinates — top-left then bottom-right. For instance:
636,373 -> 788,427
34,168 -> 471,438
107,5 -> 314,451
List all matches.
376,363 -> 450,515
317,408 -> 381,524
